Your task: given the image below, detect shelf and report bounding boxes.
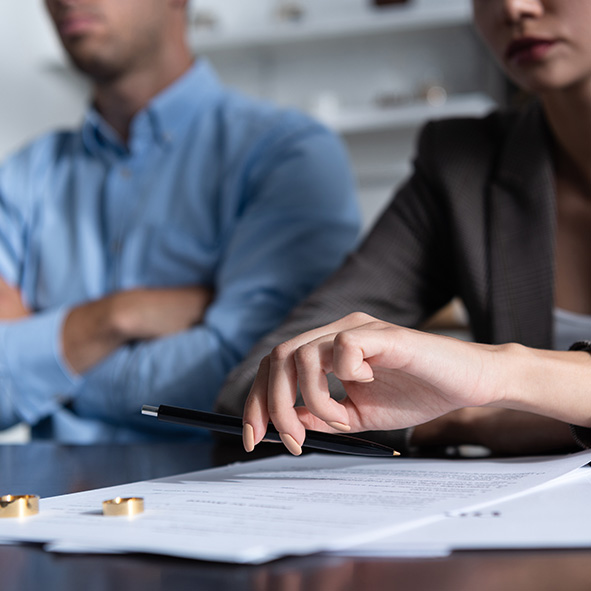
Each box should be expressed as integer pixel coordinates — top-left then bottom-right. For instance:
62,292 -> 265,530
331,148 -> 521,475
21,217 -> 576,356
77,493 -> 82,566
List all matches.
318,92 -> 496,135
190,4 -> 472,52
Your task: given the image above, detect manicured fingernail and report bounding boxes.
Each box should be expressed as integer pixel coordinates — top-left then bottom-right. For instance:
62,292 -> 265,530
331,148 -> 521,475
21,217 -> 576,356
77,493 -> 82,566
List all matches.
279,433 -> 302,456
357,377 -> 375,383
243,423 -> 255,452
327,421 -> 351,432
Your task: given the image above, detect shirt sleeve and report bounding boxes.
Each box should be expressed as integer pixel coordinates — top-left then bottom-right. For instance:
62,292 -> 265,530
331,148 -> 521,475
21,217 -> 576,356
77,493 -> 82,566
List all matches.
0,151 -> 81,430
0,307 -> 80,427
69,126 -> 361,431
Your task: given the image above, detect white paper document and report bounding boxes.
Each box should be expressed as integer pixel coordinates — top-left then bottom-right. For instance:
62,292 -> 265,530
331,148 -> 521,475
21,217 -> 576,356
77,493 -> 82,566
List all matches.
337,464 -> 591,557
1,450 -> 590,564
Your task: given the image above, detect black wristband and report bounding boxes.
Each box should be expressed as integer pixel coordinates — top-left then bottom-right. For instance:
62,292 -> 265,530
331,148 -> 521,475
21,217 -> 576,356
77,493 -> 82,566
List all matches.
569,341 -> 591,353
568,341 -> 591,449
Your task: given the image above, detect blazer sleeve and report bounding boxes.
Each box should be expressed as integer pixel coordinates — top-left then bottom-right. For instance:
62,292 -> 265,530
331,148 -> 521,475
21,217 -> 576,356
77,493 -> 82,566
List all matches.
216,121 -> 459,452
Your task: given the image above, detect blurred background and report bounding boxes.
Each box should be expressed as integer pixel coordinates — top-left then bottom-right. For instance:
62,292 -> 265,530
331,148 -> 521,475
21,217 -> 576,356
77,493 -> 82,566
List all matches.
0,0 -> 505,442
0,0 -> 506,229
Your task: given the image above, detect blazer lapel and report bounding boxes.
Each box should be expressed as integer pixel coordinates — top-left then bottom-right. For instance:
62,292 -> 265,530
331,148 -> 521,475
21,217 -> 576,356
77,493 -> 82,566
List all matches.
488,103 -> 556,348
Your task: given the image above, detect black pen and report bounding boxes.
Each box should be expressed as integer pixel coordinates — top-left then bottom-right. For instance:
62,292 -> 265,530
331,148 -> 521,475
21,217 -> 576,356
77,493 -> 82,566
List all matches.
141,404 -> 400,457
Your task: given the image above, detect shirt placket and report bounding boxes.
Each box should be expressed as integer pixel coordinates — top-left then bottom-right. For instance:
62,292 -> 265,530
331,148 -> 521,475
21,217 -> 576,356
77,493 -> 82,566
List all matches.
104,156 -> 137,292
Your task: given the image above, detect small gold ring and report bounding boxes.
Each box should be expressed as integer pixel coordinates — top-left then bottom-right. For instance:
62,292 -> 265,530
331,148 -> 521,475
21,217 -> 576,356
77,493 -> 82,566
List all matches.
0,495 -> 40,519
102,497 -> 144,517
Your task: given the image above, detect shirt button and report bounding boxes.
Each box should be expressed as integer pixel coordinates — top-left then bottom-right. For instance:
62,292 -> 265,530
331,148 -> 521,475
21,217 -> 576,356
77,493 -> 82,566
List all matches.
120,168 -> 132,178
111,241 -> 122,254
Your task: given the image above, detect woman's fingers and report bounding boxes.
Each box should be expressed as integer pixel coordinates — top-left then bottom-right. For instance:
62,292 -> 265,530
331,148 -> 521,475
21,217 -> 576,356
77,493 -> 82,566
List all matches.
332,327 -> 384,383
266,340 -> 307,452
265,325 -> 389,446
243,355 -> 275,451
293,336 -> 351,431
243,313 -> 393,455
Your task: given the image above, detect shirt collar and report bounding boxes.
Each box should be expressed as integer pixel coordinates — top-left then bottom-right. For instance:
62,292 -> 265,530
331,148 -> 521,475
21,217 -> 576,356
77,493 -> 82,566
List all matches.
82,59 -> 223,159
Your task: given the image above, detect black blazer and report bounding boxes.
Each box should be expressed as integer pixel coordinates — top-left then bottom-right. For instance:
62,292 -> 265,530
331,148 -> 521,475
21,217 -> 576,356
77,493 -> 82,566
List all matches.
217,103 -> 562,446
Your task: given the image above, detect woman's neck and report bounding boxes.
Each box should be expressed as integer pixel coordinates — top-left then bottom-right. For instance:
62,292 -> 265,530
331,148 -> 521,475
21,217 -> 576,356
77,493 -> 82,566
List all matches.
544,85 -> 591,315
542,88 -> 591,193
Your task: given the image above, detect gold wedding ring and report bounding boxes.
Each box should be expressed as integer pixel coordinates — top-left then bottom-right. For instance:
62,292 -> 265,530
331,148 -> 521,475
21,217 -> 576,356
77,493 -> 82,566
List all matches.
102,497 -> 144,517
0,495 -> 40,519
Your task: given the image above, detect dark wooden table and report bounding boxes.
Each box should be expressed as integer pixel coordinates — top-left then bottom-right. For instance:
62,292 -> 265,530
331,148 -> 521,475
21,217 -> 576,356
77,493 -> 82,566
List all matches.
1,441 -> 591,591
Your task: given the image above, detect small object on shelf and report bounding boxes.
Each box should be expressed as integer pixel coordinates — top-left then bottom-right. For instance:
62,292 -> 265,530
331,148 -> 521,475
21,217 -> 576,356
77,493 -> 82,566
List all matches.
373,71 -> 414,109
374,91 -> 413,109
192,10 -> 219,32
274,2 -> 305,23
422,84 -> 448,106
371,0 -> 411,6
416,70 -> 448,106
373,82 -> 448,111
310,91 -> 342,124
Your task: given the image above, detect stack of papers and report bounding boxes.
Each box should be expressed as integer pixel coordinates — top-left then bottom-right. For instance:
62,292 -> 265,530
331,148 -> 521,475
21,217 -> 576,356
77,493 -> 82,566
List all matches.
1,450 -> 590,563
337,465 -> 591,557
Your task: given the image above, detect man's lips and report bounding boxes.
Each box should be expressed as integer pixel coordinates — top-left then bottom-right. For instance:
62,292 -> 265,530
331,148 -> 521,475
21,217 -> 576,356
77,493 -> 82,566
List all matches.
56,13 -> 99,37
505,37 -> 557,63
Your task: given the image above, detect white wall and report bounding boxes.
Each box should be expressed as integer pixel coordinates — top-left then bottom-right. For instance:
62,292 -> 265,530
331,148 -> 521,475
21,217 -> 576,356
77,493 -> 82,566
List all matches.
0,2 -> 89,160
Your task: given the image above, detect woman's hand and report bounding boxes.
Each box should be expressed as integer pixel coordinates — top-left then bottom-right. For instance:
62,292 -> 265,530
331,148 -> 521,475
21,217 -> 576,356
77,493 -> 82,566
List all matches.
242,313 -> 509,455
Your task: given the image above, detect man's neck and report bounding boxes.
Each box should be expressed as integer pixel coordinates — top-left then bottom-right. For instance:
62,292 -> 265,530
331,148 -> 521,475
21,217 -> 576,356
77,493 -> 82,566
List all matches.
93,50 -> 194,143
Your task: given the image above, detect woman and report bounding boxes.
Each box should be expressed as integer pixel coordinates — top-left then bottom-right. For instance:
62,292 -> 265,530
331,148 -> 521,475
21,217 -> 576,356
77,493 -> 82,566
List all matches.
229,0 -> 591,455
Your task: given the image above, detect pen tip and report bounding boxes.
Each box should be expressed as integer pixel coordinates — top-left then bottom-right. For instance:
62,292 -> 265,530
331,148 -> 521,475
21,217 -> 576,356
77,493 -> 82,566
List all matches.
141,405 -> 159,417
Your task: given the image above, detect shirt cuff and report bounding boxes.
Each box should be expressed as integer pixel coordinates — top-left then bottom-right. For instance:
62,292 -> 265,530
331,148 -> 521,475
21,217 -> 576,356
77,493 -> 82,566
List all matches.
1,306 -> 81,424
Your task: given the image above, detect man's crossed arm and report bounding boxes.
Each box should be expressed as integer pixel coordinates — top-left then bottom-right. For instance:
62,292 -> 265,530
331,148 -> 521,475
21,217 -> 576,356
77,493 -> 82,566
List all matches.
0,277 -> 213,374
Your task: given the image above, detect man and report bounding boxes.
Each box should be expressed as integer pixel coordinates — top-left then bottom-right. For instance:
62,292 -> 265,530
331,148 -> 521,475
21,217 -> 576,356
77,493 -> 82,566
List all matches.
0,0 -> 360,442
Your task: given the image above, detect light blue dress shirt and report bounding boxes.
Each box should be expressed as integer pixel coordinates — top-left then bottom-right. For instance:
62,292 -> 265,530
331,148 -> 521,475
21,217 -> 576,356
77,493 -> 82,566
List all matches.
0,60 -> 360,442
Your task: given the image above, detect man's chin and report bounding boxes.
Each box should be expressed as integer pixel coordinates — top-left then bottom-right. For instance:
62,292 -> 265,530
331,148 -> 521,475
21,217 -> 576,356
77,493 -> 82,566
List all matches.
65,52 -> 121,83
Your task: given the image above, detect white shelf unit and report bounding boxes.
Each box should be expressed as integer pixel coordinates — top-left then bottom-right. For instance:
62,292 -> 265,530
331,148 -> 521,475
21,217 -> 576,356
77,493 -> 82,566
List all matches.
189,0 -> 505,230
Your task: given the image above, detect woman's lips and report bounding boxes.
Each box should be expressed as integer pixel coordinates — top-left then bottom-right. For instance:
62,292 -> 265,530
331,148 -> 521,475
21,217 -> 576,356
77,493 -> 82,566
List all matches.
505,37 -> 557,63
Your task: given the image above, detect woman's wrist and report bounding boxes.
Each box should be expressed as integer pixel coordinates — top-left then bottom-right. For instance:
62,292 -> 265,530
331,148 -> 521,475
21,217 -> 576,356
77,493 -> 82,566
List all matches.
490,344 -> 591,426
485,342 -> 535,410
470,342 -> 528,410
